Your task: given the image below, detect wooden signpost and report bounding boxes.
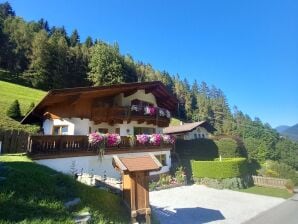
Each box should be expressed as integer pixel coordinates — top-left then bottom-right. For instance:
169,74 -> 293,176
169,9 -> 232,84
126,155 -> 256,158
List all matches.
112,154 -> 162,224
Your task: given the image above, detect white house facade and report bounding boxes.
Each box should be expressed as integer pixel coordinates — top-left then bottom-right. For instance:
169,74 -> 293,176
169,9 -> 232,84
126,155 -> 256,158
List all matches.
22,82 -> 178,180
163,121 -> 216,140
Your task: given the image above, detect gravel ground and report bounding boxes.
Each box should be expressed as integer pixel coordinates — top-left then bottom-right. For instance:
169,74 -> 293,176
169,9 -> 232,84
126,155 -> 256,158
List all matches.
150,185 -> 285,224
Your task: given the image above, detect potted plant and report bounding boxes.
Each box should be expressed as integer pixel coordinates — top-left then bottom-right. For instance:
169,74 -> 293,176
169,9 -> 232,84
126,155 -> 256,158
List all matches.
88,132 -> 105,158
128,135 -> 135,147
150,134 -> 162,146
136,134 -> 149,145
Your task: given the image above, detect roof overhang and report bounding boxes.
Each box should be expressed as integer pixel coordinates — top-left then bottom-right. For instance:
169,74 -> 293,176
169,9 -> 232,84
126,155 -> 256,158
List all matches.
112,154 -> 162,173
163,121 -> 217,134
21,81 -> 178,124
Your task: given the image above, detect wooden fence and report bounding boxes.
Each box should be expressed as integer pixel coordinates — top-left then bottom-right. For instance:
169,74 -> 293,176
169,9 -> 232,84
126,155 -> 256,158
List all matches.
252,175 -> 288,189
0,129 -> 29,153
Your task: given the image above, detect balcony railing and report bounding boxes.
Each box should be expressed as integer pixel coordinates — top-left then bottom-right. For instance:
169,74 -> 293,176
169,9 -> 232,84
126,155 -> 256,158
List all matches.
91,105 -> 171,127
27,135 -> 172,158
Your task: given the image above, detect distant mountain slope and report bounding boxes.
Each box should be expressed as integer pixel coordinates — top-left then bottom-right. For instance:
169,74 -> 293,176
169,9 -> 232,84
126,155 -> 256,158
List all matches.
275,125 -> 290,133
280,124 -> 298,141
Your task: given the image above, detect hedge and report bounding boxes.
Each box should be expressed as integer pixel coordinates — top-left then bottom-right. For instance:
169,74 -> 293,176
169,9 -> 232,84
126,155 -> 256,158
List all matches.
191,158 -> 248,179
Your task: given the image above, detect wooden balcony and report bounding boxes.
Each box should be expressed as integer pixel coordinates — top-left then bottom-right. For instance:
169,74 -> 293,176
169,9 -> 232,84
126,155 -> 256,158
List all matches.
91,106 -> 170,127
27,135 -> 172,160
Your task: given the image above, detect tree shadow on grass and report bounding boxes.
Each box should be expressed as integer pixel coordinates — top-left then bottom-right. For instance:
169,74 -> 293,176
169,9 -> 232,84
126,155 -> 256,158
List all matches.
152,205 -> 225,224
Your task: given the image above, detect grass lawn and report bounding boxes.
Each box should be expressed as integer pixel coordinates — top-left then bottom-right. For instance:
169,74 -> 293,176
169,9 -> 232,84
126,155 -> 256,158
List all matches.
0,80 -> 46,132
0,154 -> 129,223
237,186 -> 293,199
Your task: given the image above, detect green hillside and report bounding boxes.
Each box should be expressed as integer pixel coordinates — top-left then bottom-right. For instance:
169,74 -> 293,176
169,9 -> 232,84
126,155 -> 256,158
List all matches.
0,80 -> 46,132
0,154 -> 129,223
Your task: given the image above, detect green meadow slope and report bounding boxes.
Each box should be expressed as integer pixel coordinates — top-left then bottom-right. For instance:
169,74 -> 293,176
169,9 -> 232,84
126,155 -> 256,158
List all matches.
0,154 -> 129,223
0,80 -> 46,132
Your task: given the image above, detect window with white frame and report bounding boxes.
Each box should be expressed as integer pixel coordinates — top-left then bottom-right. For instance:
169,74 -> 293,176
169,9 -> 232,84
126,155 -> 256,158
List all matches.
155,154 -> 167,166
52,125 -> 68,135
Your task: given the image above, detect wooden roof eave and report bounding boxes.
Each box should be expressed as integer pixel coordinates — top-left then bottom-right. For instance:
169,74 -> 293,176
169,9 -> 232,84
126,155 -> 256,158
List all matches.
21,81 -> 178,124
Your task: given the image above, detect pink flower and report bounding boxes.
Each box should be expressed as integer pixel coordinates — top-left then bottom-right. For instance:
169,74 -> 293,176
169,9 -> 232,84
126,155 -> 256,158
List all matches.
106,133 -> 121,146
150,134 -> 162,146
144,106 -> 156,116
88,132 -> 105,144
162,134 -> 176,144
136,134 -> 149,144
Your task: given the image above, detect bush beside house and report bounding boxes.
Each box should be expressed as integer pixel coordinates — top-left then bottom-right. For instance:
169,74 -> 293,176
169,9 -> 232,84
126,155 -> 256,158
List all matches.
191,158 -> 248,179
191,158 -> 252,189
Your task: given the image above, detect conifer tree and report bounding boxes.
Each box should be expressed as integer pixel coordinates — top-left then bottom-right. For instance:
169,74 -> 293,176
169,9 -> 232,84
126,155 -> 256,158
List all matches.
6,100 -> 21,119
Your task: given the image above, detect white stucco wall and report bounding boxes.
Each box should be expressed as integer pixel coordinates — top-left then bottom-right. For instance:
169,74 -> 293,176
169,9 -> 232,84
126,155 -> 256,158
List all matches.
91,122 -> 119,133
120,90 -> 157,107
118,121 -> 158,136
183,127 -> 209,140
43,118 -> 90,135
36,150 -> 171,179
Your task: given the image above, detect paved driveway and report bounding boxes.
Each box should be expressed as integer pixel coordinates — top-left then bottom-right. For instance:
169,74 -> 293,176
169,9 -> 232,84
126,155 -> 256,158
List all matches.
150,185 -> 284,224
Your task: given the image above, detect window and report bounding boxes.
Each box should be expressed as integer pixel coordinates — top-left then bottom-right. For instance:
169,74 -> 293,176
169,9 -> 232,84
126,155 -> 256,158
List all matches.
202,134 -> 205,138
194,133 -> 197,139
155,154 -> 167,166
134,127 -> 156,135
198,133 -> 201,138
52,126 -> 68,135
115,128 -> 120,134
98,128 -> 108,134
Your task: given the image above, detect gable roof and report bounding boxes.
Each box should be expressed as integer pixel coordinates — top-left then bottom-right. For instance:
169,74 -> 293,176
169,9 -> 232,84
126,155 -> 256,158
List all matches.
21,81 -> 178,124
163,121 -> 216,134
112,154 -> 162,172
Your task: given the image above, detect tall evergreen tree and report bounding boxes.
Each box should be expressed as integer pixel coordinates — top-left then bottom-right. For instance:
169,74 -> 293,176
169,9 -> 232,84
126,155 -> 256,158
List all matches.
24,30 -> 51,89
88,43 -> 125,86
84,36 -> 93,48
37,18 -> 50,33
70,29 -> 80,47
0,2 -> 15,19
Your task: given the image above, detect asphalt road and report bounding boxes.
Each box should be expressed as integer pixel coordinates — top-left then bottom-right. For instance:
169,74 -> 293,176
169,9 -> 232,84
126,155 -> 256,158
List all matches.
244,193 -> 298,224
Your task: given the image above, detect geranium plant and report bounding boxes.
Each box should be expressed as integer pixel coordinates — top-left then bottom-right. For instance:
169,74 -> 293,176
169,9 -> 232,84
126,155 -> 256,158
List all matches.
136,134 -> 150,145
144,106 -> 156,116
131,105 -> 139,112
165,109 -> 171,118
159,108 -> 166,117
88,132 -> 105,158
106,133 -> 121,147
162,134 -> 176,144
150,134 -> 162,146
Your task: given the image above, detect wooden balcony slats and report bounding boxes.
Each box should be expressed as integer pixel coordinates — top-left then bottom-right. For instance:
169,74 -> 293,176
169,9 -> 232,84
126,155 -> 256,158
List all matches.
91,106 -> 170,127
28,135 -> 172,159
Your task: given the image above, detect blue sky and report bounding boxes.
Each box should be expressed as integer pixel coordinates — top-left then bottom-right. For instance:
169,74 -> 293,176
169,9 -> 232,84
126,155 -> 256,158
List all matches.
8,0 -> 298,127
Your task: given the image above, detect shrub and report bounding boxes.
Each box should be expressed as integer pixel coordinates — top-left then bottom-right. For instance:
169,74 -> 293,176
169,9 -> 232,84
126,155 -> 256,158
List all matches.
174,166 -> 186,184
215,138 -> 240,158
6,100 -> 21,119
285,180 -> 294,192
196,175 -> 253,189
191,158 -> 248,179
258,160 -> 298,185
